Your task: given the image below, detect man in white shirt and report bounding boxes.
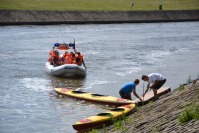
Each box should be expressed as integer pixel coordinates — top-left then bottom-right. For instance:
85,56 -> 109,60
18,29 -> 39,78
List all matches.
142,73 -> 166,100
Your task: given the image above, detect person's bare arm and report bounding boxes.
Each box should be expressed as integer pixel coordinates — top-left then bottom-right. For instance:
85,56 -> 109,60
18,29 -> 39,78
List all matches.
132,90 -> 142,101
145,83 -> 150,93
82,59 -> 87,69
143,83 -> 150,97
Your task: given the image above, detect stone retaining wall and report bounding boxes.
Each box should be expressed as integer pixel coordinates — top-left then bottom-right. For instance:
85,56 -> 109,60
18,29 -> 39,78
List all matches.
0,10 -> 198,25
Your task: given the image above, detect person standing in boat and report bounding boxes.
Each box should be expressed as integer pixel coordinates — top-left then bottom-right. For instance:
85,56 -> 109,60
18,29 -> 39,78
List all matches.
142,73 -> 166,100
119,79 -> 142,101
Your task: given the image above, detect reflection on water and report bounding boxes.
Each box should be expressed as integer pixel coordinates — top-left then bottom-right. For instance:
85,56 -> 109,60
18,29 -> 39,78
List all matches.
49,76 -> 86,89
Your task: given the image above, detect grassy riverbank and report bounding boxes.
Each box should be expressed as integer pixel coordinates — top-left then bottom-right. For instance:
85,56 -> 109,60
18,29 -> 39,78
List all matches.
0,0 -> 199,11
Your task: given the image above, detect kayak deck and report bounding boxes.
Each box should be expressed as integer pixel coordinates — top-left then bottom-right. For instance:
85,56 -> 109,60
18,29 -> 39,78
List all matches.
72,104 -> 135,132
54,88 -> 135,106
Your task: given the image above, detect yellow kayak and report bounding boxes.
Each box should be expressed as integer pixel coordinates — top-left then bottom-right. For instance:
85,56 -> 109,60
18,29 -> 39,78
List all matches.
54,88 -> 134,106
72,103 -> 135,132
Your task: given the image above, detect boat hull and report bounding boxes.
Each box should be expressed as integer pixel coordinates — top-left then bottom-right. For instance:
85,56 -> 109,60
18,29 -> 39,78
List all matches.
45,62 -> 86,78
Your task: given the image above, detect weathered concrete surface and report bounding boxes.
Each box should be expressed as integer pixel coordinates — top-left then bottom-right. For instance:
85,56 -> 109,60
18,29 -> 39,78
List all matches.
0,10 -> 198,25
107,80 -> 199,133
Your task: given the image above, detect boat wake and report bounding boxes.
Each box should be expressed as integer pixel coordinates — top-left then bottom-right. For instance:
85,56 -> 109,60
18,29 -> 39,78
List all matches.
19,78 -> 51,92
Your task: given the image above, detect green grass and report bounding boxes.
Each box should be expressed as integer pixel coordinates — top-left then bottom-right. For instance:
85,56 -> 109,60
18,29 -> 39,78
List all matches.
0,0 -> 198,11
88,129 -> 99,133
187,75 -> 193,84
178,103 -> 199,124
177,85 -> 185,91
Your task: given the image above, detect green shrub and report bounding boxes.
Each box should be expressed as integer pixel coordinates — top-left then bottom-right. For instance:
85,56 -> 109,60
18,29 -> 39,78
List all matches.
177,85 -> 185,91
178,103 -> 199,124
113,119 -> 123,130
187,75 -> 192,84
88,129 -> 99,133
110,113 -> 130,132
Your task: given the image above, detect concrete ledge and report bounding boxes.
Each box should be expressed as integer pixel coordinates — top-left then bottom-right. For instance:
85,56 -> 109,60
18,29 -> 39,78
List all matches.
0,10 -> 198,25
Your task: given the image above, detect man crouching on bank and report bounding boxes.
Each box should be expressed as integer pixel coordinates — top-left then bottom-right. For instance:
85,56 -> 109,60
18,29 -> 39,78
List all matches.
142,73 -> 166,100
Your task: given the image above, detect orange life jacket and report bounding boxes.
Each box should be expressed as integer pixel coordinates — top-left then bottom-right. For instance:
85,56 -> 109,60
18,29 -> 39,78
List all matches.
52,53 -> 61,62
62,53 -> 67,59
48,51 -> 55,64
72,56 -> 77,64
49,51 -> 61,62
64,53 -> 73,64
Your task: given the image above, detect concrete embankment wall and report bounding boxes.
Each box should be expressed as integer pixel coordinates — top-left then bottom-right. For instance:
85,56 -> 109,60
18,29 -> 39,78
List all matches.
0,10 -> 198,25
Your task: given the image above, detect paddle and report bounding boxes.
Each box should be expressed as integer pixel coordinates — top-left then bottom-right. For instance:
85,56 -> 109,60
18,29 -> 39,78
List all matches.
142,83 -> 145,106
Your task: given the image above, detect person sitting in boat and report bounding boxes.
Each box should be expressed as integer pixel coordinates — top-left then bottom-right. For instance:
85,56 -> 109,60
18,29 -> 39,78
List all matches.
62,51 -> 68,62
63,52 -> 73,64
69,52 -> 75,64
119,79 -> 142,101
74,49 -> 87,69
52,50 -> 62,67
62,51 -> 70,64
77,52 -> 87,69
48,47 -> 55,65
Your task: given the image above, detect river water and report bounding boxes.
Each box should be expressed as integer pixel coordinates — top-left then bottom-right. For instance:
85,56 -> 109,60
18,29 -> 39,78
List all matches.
0,22 -> 199,133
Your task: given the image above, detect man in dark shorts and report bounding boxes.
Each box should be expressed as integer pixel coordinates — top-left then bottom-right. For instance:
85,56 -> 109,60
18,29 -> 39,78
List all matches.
142,73 -> 166,100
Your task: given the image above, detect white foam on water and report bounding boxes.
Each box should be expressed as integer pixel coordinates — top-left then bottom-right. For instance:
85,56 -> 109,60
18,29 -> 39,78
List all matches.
85,80 -> 110,90
116,67 -> 142,77
19,78 -> 51,92
0,53 -> 13,60
173,48 -> 189,54
128,67 -> 142,74
141,47 -> 191,69
144,48 -> 185,65
146,50 -> 171,63
116,72 -> 127,77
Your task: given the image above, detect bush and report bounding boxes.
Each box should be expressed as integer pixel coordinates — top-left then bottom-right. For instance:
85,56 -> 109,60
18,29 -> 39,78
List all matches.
177,85 -> 185,91
178,103 -> 199,124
